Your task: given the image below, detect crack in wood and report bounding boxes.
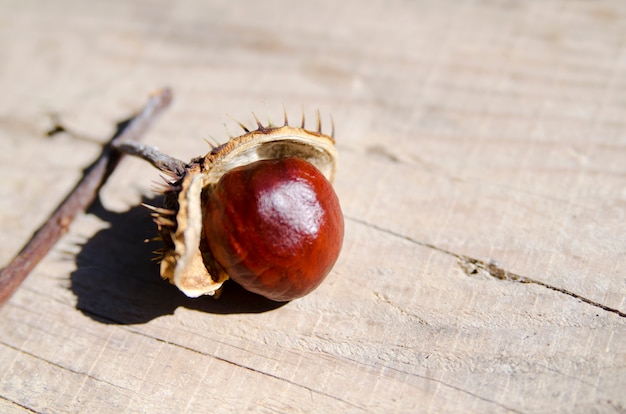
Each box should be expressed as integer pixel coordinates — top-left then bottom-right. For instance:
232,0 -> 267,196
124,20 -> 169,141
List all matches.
152,331 -> 521,413
0,395 -> 40,413
147,337 -> 367,411
460,257 -> 626,318
338,354 -> 525,414
5,302 -> 368,411
372,291 -> 429,325
0,341 -> 136,394
73,308 -> 366,410
347,216 -> 626,319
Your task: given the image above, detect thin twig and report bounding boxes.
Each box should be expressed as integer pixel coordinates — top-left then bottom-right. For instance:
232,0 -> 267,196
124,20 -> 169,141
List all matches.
113,141 -> 186,175
0,88 -> 173,306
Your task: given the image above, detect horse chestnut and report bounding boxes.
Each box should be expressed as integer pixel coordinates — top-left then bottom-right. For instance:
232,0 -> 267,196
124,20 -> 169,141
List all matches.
204,157 -> 344,302
133,109 -> 342,301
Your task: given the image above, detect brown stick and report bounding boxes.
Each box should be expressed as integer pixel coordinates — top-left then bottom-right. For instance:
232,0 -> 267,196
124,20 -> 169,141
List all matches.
0,88 -> 173,306
112,141 -> 186,175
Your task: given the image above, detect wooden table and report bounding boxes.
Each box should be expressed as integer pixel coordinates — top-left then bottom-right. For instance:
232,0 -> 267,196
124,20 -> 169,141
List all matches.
1,1 -> 625,412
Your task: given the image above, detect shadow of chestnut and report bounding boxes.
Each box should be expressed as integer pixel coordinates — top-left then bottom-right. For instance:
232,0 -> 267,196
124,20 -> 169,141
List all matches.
70,196 -> 285,325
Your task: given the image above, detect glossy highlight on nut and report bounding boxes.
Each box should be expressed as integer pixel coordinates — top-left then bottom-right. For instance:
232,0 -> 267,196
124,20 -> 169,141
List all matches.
204,157 -> 344,302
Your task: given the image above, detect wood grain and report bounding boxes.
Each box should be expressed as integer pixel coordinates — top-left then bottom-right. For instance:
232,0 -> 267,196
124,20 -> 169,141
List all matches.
1,0 -> 625,413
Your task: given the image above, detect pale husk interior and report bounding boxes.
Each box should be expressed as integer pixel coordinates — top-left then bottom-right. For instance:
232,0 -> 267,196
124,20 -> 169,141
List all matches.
160,173 -> 228,297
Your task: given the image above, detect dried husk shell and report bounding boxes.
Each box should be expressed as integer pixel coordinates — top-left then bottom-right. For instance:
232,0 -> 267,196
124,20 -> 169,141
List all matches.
157,122 -> 337,298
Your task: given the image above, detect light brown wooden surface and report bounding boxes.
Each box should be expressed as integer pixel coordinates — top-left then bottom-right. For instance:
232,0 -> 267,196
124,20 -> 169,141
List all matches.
1,1 -> 625,413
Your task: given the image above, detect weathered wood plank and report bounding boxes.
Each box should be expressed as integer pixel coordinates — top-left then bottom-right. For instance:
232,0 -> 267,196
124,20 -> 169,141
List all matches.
1,0 -> 625,413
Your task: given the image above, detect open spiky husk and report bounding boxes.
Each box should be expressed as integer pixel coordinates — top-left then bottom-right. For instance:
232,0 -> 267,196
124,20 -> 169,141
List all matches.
153,116 -> 337,298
